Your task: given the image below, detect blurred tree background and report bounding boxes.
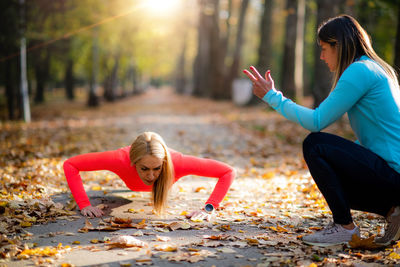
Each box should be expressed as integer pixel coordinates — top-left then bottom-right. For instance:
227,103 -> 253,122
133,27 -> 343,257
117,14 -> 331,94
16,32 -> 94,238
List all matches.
0,0 -> 399,121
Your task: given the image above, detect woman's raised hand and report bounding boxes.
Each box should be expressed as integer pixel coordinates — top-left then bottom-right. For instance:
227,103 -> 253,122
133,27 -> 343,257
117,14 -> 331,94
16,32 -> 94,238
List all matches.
81,205 -> 104,218
243,66 -> 275,99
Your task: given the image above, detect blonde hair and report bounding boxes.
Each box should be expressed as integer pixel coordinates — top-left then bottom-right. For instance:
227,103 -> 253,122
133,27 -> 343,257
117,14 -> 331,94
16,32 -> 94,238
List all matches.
318,14 -> 398,90
129,132 -> 174,214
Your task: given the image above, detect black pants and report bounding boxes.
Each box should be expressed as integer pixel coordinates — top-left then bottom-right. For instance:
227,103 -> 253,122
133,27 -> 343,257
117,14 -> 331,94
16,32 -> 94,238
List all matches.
303,132 -> 400,225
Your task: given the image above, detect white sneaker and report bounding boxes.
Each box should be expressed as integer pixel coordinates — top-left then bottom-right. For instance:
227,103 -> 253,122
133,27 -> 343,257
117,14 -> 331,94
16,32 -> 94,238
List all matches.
375,206 -> 400,246
302,222 -> 360,247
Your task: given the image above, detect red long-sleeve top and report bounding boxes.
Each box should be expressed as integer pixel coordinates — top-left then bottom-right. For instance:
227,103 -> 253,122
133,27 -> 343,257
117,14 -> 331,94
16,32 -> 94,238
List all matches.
63,146 -> 235,210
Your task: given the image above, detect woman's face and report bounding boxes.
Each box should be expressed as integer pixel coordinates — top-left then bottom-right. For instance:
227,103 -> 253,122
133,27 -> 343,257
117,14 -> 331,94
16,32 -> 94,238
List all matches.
320,40 -> 338,72
136,154 -> 163,185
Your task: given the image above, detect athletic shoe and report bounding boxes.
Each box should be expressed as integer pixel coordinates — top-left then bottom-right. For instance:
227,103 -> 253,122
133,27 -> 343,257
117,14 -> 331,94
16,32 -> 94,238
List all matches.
302,222 -> 360,247
375,206 -> 400,246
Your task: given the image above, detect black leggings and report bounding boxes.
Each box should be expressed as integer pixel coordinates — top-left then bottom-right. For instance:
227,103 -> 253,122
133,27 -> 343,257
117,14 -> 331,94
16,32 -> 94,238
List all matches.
303,132 -> 400,225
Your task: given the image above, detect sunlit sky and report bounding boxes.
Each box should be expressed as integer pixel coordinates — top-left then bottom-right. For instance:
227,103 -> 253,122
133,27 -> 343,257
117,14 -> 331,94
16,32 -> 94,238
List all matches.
141,0 -> 181,16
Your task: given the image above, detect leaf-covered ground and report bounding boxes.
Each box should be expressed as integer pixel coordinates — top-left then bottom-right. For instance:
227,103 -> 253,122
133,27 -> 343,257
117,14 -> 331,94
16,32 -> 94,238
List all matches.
1,87 -> 399,266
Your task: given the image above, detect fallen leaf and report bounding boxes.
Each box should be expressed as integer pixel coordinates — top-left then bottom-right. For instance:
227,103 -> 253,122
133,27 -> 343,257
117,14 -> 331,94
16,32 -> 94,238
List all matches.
388,252 -> 400,260
169,221 -> 191,231
348,234 -> 382,250
154,244 -> 178,252
107,235 -> 147,249
156,235 -> 171,242
78,219 -> 94,233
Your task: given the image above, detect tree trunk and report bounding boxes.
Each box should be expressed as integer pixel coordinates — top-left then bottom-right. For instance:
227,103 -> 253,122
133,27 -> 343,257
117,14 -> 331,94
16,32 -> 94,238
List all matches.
104,55 -> 119,102
1,1 -> 21,120
5,59 -> 19,120
209,0 -> 223,99
222,0 -> 249,100
193,0 -> 212,97
245,0 -> 273,106
19,0 -> 30,122
131,62 -> 139,94
257,0 -> 273,71
65,58 -> 75,101
210,0 -> 232,99
88,28 -> 99,107
312,0 -> 340,107
33,46 -> 50,103
175,33 -> 187,94
220,0 -> 233,69
294,0 -> 305,104
280,0 -> 297,99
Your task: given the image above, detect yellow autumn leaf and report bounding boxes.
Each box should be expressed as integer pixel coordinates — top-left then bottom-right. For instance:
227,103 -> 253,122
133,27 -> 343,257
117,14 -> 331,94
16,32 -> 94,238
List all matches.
20,221 -> 32,227
389,252 -> 400,260
18,246 -> 61,258
72,241 -> 80,244
277,225 -> 289,232
262,171 -> 275,179
91,186 -> 102,191
269,225 -> 288,233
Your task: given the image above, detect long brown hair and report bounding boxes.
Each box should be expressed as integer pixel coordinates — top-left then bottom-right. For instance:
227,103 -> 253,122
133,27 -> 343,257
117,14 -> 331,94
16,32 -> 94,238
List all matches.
129,132 -> 174,214
318,14 -> 398,90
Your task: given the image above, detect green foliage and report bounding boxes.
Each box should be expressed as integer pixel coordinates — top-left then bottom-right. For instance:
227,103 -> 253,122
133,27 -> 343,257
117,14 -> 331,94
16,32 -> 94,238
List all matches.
354,0 -> 397,64
1,0 -> 398,106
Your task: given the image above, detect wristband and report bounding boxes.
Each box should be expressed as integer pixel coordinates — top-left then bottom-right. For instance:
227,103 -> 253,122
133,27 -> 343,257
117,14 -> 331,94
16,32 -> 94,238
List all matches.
204,203 -> 214,213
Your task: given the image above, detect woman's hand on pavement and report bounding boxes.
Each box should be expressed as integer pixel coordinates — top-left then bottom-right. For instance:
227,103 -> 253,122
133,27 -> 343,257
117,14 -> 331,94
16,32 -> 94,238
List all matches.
243,66 -> 275,99
187,209 -> 212,222
81,205 -> 104,218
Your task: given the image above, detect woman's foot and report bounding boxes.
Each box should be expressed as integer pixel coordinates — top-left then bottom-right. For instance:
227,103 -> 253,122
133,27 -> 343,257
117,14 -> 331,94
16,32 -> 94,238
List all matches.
375,206 -> 400,246
302,222 -> 360,247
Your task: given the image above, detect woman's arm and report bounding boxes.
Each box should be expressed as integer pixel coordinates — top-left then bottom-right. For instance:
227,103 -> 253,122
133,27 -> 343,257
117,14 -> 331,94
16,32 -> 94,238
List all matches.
244,63 -> 371,132
174,154 -> 236,208
63,150 -> 122,210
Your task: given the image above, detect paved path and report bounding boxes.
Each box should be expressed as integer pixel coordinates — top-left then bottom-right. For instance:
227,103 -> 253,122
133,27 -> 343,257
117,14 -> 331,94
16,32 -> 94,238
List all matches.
6,88 -> 387,267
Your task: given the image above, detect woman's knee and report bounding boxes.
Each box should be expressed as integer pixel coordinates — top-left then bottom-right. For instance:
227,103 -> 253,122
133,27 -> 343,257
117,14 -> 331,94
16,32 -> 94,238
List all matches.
303,132 -> 323,154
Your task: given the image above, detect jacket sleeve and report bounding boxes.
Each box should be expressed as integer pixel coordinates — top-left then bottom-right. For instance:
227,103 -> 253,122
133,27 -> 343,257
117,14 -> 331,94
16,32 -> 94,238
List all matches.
63,150 -> 122,209
175,154 -> 236,208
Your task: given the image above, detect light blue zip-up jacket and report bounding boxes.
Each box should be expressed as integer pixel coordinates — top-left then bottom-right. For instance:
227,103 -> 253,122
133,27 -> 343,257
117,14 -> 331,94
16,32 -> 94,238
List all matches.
262,56 -> 400,173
